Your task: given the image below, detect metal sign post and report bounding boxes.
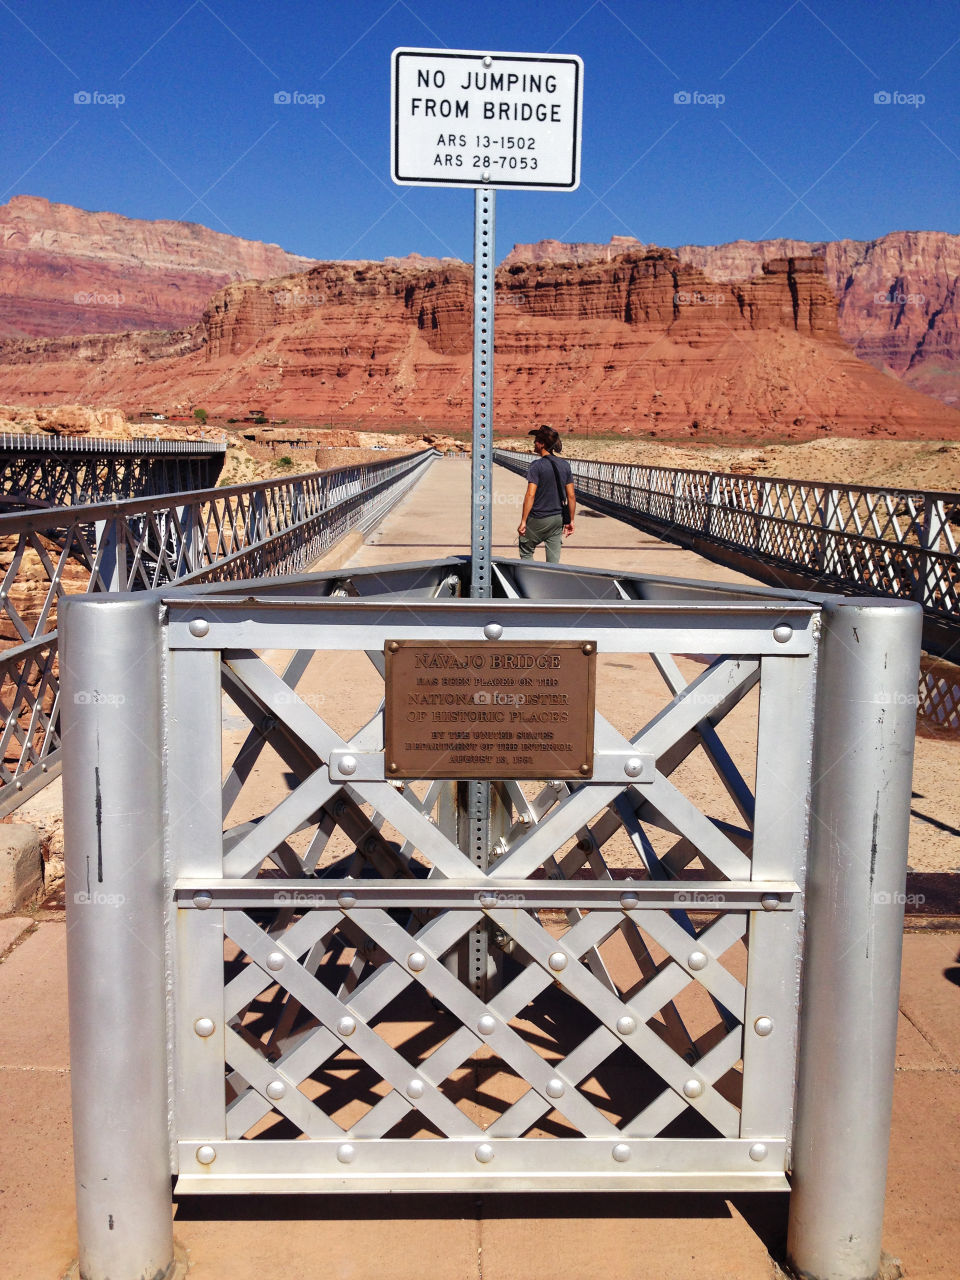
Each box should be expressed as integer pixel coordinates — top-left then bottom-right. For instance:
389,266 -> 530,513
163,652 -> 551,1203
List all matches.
470,186 -> 494,598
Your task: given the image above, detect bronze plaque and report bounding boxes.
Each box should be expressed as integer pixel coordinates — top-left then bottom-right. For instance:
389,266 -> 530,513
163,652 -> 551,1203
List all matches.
383,640 -> 596,779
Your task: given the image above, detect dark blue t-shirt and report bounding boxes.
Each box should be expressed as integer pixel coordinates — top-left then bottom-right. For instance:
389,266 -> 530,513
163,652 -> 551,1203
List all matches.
527,454 -> 573,517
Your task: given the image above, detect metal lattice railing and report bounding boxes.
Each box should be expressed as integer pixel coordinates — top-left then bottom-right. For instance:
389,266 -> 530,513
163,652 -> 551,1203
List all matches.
0,449 -> 438,811
0,432 -> 227,453
494,449 -> 960,647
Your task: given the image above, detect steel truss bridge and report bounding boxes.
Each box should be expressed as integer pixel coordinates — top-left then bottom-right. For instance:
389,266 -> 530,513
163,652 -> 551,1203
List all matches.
0,433 -> 227,509
496,448 -> 960,730
0,448 -> 437,812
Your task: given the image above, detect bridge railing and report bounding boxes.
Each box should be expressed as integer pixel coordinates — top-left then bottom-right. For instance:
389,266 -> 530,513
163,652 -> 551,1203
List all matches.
494,448 -> 960,653
0,432 -> 227,454
0,448 -> 438,811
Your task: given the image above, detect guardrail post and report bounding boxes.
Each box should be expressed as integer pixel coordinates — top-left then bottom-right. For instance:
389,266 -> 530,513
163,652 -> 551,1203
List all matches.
94,515 -> 128,591
786,597 -> 922,1280
61,594 -> 174,1280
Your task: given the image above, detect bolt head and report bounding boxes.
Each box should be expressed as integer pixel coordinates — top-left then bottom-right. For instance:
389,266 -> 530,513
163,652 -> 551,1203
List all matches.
749,1142 -> 768,1162
388,762 -> 399,774
579,763 -> 591,776
687,950 -> 708,972
483,55 -> 492,67
624,757 -> 644,778
194,1017 -> 215,1038
773,624 -> 793,644
195,1144 -> 216,1165
387,641 -> 400,653
754,1016 -> 774,1037
337,1015 -> 356,1037
475,1142 -> 495,1163
266,1080 -> 286,1101
338,892 -> 357,910
407,1079 -> 425,1099
545,1078 -> 565,1099
682,1078 -> 704,1099
337,1142 -> 356,1164
616,1014 -> 637,1036
407,951 -> 427,972
266,950 -> 285,972
188,618 -> 209,638
338,754 -> 358,776
760,894 -> 780,912
581,642 -> 596,655
483,622 -> 503,640
612,1143 -> 631,1163
620,893 -> 639,910
477,1014 -> 496,1035
193,891 -> 213,910
548,951 -> 568,972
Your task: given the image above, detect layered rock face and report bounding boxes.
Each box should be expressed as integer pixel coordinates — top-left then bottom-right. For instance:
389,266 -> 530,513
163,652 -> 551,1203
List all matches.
0,195 -> 314,338
2,246 -> 959,439
508,231 -> 960,407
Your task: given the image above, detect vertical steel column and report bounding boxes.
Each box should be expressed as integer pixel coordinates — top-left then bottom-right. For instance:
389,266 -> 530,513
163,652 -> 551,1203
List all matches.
61,594 -> 174,1280
470,186 -> 495,600
787,598 -> 922,1280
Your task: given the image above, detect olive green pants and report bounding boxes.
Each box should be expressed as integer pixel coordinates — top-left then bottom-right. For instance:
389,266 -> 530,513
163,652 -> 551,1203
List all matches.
519,514 -> 563,563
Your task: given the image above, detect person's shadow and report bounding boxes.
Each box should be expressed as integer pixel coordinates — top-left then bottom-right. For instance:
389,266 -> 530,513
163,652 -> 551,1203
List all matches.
945,950 -> 960,987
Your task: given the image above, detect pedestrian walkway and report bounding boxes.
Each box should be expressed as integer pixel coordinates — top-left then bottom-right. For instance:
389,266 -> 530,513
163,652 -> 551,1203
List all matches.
0,455 -> 957,1280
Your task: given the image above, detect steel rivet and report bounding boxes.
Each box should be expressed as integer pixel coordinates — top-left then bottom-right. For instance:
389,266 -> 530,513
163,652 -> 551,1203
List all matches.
754,1016 -> 774,1037
683,1078 -> 704,1099
579,763 -> 591,775
483,622 -> 503,640
481,171 -> 491,182
581,642 -> 595,655
195,1144 -> 216,1165
749,1142 -> 768,1162
620,893 -> 639,910
266,1080 -> 286,1101
408,951 -> 427,972
188,618 -> 209,637
616,1014 -> 637,1036
477,1014 -> 496,1035
545,1078 -> 565,1099
407,1079 -> 425,1099
687,950 -> 708,971
194,1017 -> 215,1038
266,951 -> 285,972
338,754 -> 358,776
612,1143 -> 631,1163
773,624 -> 793,644
479,892 -> 498,908
548,951 -> 567,972
193,891 -> 213,910
337,1015 -> 356,1037
624,757 -> 644,778
387,641 -> 400,653
483,55 -> 492,67
760,894 -> 780,911
388,762 -> 399,774
337,1142 -> 356,1163
475,1142 -> 495,1163
338,892 -> 357,909
519,814 -> 532,826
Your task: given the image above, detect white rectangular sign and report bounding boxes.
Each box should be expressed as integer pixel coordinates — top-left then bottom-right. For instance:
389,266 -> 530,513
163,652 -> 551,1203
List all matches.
391,47 -> 582,191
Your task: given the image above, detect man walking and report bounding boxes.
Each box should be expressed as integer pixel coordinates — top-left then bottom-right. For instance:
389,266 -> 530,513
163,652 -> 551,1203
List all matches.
517,425 -> 576,562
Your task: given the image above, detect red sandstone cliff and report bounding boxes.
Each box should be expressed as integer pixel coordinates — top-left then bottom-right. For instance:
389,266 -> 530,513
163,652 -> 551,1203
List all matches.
0,195 -> 315,339
2,247 -> 959,440
508,231 -> 960,408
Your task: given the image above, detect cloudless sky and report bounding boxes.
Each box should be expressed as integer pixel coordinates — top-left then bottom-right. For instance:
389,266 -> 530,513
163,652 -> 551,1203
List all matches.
2,0 -> 958,263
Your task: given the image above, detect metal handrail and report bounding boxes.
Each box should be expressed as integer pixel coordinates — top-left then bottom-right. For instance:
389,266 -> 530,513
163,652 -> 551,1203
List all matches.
0,432 -> 227,454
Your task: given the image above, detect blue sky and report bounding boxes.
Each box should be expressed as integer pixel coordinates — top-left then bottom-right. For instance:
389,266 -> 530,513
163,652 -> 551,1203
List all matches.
2,0 -> 958,263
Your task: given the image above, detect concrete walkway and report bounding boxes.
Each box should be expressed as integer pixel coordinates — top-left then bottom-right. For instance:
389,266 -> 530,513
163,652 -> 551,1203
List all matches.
0,456 -> 957,1279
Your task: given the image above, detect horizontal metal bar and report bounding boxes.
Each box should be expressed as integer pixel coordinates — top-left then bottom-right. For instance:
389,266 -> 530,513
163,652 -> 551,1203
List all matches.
0,432 -> 226,455
326,749 -> 656,785
175,879 -> 800,911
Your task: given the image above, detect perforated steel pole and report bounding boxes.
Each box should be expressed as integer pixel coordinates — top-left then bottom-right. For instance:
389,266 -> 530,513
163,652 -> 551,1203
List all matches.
787,598 -> 922,1280
61,595 -> 174,1280
470,185 -> 494,599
